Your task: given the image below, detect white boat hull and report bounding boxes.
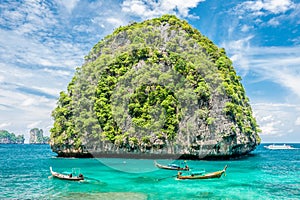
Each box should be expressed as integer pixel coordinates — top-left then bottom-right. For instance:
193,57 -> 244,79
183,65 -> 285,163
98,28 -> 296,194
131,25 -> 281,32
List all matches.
264,144 -> 296,150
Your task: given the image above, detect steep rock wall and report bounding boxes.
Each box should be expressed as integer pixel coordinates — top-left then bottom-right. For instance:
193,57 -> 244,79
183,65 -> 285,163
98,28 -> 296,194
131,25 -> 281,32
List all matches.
50,15 -> 260,159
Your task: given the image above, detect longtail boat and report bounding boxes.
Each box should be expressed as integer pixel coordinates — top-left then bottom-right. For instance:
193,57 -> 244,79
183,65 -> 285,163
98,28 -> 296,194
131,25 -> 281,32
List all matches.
177,165 -> 227,180
154,160 -> 190,171
50,166 -> 84,181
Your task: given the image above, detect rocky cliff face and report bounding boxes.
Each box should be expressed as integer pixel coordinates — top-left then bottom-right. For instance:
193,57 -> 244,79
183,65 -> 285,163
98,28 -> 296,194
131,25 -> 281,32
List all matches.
29,128 -> 49,144
50,15 -> 261,159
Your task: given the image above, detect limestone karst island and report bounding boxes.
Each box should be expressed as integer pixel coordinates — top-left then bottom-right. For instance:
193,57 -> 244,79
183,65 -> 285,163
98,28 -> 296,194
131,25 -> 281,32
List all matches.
50,15 -> 261,159
0,130 -> 25,144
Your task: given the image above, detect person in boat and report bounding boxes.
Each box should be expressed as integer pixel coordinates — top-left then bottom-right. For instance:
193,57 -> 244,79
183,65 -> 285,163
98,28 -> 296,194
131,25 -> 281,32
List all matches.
177,171 -> 182,178
69,173 -> 72,178
78,174 -> 83,178
185,165 -> 189,170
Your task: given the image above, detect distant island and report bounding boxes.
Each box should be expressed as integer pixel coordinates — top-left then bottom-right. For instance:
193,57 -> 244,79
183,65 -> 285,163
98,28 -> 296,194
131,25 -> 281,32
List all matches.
0,128 -> 49,144
0,130 -> 25,144
29,128 -> 49,144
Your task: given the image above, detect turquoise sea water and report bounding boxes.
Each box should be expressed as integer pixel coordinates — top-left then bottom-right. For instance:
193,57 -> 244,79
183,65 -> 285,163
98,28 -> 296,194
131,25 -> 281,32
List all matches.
0,144 -> 299,199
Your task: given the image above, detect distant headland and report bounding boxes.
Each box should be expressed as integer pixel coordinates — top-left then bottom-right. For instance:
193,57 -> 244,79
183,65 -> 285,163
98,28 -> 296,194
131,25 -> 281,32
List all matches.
0,130 -> 25,144
0,128 -> 49,144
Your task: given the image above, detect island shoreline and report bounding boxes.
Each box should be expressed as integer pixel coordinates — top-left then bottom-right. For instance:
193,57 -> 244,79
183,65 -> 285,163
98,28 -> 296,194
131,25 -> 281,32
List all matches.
55,151 -> 253,160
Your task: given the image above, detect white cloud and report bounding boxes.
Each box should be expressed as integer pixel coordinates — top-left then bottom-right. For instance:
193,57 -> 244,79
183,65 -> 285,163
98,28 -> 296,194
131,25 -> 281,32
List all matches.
57,0 -> 80,13
262,0 -> 294,14
223,35 -> 254,74
237,0 -> 294,15
260,121 -> 282,136
240,1 -> 265,16
0,27 -> 83,69
232,0 -> 296,29
122,0 -> 147,16
122,0 -> 204,19
255,113 -> 281,136
0,74 -> 4,82
27,121 -> 43,129
287,129 -> 293,133
247,46 -> 300,98
106,17 -> 126,27
295,117 -> 300,126
252,103 -> 300,141
0,122 -> 12,129
31,86 -> 62,98
0,0 -> 58,35
241,25 -> 252,32
223,38 -> 300,99
43,68 -> 71,77
0,86 -> 55,111
268,18 -> 280,26
161,0 -> 203,17
260,115 -> 273,121
272,69 -> 300,98
21,98 -> 38,107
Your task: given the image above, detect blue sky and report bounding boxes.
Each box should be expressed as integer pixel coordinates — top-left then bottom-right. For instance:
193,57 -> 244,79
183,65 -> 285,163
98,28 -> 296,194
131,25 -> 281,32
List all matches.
0,0 -> 300,143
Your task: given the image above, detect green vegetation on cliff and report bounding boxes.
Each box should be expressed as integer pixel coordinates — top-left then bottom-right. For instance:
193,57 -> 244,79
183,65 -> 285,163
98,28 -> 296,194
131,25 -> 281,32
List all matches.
50,15 -> 260,158
29,128 -> 49,144
0,130 -> 25,144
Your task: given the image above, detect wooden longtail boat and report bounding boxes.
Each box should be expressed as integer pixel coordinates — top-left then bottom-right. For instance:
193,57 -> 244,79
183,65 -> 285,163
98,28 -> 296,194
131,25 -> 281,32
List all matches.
154,160 -> 190,171
177,165 -> 227,180
50,167 -> 84,181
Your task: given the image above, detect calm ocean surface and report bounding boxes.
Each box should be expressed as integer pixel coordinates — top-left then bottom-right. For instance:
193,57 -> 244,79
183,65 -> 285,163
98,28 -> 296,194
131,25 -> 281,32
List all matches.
0,144 -> 299,200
